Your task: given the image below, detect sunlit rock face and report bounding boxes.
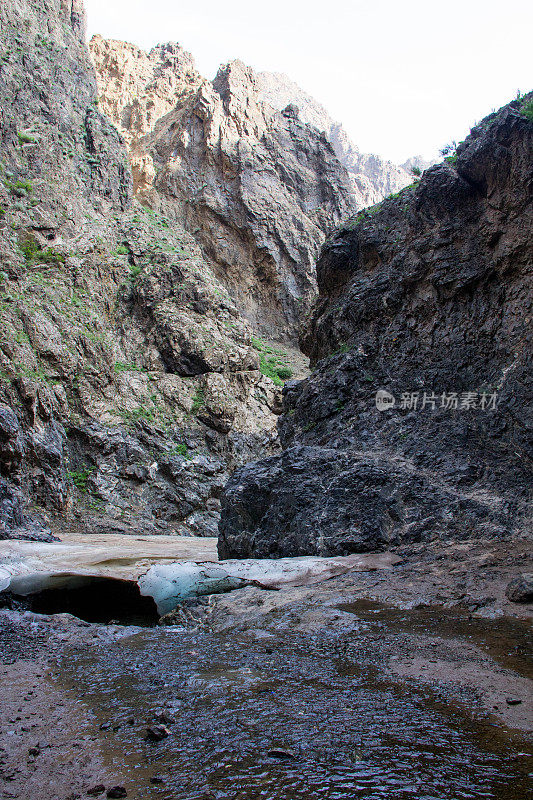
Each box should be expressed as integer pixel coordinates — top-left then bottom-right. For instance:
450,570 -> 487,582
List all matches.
90,39 -> 360,340
90,41 -> 416,342
255,71 -> 413,206
219,97 -> 533,558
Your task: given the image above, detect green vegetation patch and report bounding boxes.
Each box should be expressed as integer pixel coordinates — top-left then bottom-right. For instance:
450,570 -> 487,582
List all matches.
129,262 -> 143,279
67,467 -> 95,493
191,387 -> 206,414
113,361 -> 146,373
519,98 -> 533,122
17,132 -> 36,145
119,406 -> 156,425
251,336 -> 294,386
5,178 -> 33,197
19,238 -> 65,266
172,443 -> 189,458
117,396 -> 171,430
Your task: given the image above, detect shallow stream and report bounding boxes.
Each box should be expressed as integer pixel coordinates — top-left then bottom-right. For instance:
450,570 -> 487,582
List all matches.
59,601 -> 532,799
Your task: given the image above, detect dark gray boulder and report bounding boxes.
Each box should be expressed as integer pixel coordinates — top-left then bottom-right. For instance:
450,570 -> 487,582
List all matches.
218,444 -> 510,558
505,574 -> 533,603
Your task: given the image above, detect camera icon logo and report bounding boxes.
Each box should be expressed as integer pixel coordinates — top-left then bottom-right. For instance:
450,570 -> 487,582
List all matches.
375,390 -> 396,411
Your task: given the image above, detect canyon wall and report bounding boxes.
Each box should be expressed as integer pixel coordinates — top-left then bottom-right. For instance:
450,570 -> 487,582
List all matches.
219,98 -> 533,557
0,0 -> 284,540
90,39 -> 413,340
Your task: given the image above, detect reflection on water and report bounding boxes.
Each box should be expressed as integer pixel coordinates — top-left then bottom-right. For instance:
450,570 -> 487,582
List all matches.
61,606 -> 532,799
338,600 -> 533,678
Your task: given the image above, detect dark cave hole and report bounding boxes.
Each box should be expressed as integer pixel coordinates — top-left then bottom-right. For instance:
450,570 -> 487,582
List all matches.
11,575 -> 160,626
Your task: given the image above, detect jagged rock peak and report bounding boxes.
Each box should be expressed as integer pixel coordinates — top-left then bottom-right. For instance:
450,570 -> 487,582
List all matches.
90,38 -> 359,340
89,38 -> 422,340
89,35 -> 201,142
213,59 -> 256,99
400,155 -> 438,175
210,59 -> 270,137
255,71 -> 339,136
255,70 -> 413,206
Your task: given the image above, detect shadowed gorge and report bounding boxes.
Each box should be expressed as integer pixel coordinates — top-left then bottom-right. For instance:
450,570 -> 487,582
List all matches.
0,1 -> 531,798
219,96 -> 533,558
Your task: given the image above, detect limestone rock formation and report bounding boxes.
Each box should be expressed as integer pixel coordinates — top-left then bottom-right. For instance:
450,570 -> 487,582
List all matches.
90,40 -> 359,340
219,98 -> 533,558
255,71 -> 413,206
400,155 -> 438,175
0,0 -> 284,539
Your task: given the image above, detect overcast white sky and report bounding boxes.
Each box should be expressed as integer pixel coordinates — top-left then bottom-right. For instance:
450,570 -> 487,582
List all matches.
85,0 -> 532,164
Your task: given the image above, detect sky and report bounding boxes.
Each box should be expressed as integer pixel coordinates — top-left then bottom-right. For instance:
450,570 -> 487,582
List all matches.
85,0 -> 532,164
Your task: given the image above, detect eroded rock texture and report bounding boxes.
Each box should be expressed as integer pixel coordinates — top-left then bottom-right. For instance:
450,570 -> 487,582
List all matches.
89,39 -> 358,339
255,71 -> 413,205
0,0 -> 282,538
90,40 -> 414,341
219,99 -> 533,558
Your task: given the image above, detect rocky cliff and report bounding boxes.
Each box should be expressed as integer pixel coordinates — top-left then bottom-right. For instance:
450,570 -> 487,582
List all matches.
0,0 -> 288,540
401,155 -> 438,175
255,71 -> 413,206
89,39 -> 413,341
219,98 -> 533,558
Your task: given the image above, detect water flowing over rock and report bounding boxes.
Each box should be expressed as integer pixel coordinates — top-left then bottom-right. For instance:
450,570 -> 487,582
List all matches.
219,98 -> 533,558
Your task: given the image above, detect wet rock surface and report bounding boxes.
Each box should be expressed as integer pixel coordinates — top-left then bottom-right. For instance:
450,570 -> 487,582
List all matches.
64,621 -> 530,799
219,97 -> 533,557
0,539 -> 531,800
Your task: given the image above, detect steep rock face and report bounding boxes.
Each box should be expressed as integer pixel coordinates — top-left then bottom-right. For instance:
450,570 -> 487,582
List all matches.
89,35 -> 202,196
0,0 -> 283,539
90,41 -> 358,340
255,71 -> 413,206
152,63 -> 357,340
401,155 -> 438,175
219,99 -> 533,558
